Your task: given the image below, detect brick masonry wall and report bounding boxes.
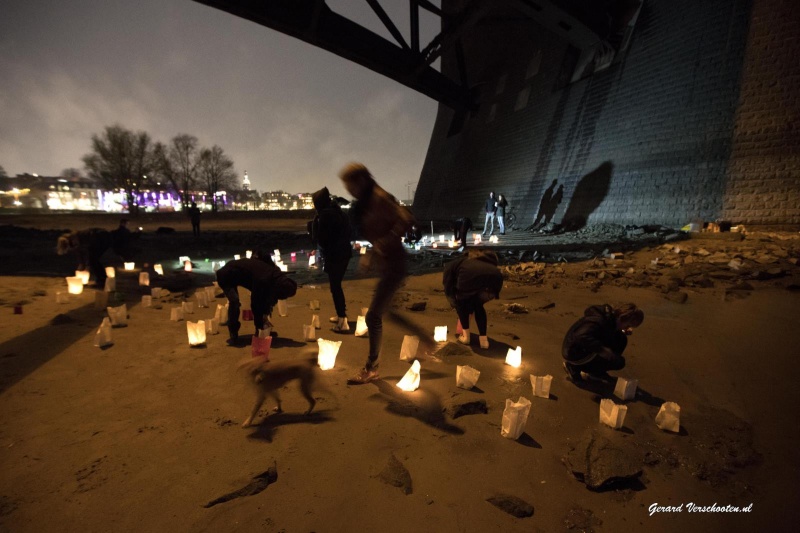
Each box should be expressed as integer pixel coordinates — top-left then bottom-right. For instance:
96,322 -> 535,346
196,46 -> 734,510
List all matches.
414,0 -> 798,228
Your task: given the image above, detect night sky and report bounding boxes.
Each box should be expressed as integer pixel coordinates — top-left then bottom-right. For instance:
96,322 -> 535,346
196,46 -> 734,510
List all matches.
0,0 -> 443,200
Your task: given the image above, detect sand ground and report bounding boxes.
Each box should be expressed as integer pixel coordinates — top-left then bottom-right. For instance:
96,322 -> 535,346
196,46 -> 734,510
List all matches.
1,215 -> 799,532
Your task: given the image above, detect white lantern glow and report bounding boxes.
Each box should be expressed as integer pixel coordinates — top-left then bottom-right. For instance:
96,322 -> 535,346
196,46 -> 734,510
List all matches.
489,235 -> 499,243
187,320 -> 207,346
354,316 -> 369,337
246,250 -> 253,259
234,254 -> 241,260
530,374 -> 553,398
396,360 -> 421,391
139,272 -> 150,286
448,240 -> 456,248
273,249 -> 281,257
432,242 -> 438,249
66,276 -> 83,295
179,256 -> 190,264
433,326 -> 448,342
360,246 -> 367,255
317,339 -> 342,370
105,266 -> 116,278
279,263 -> 288,272
311,314 -> 320,328
309,255 -> 317,267
184,260 -> 192,272
505,346 -> 522,368
75,270 -> 90,284
154,264 -> 164,276
124,262 -> 135,271
439,235 -> 445,242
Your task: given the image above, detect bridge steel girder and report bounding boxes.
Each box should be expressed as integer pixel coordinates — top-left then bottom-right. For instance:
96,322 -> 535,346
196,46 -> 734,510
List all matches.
193,0 -> 475,111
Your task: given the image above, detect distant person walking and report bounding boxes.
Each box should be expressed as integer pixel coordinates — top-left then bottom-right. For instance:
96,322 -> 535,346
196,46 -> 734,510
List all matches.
443,250 -> 503,349
187,202 -> 201,236
482,191 -> 497,235
495,194 -> 509,235
311,186 -> 353,333
562,303 -> 644,382
339,163 -> 415,384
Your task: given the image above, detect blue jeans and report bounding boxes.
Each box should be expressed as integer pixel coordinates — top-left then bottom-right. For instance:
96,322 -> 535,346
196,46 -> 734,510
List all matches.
497,216 -> 505,234
482,212 -> 495,234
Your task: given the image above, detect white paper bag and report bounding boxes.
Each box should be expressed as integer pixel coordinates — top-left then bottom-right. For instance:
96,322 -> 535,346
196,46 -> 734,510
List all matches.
56,291 -> 69,304
215,303 -> 229,325
187,320 -> 206,346
355,316 -> 369,337
400,335 -> 419,362
138,272 -> 150,286
530,374 -> 553,399
655,402 -> 681,433
105,266 -> 116,279
75,270 -> 91,285
396,360 -> 421,391
277,299 -> 288,317
505,346 -> 522,367
104,277 -> 116,292
309,255 -> 316,267
204,286 -> 216,300
309,300 -> 320,310
303,324 -> 316,341
141,295 -> 152,308
151,287 -> 162,298
599,399 -> 627,429
614,377 -> 638,401
195,291 -> 208,308
433,326 -> 447,342
360,307 -> 369,316
106,304 -> 127,326
311,314 -> 320,329
456,365 -> 480,389
170,307 -> 184,321
94,291 -> 108,309
94,317 -> 113,348
182,301 -> 194,314
66,276 -> 84,295
205,317 -> 220,335
501,397 -> 532,439
154,264 -> 164,276
317,338 -> 341,370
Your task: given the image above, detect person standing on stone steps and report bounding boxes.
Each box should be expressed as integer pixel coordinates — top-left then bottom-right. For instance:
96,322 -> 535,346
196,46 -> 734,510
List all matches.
339,162 -> 416,384
482,191 -> 497,235
311,186 -> 353,333
495,194 -> 509,235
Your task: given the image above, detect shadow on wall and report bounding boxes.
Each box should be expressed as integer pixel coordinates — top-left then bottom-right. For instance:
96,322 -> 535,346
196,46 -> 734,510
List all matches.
559,161 -> 614,231
531,179 -> 565,229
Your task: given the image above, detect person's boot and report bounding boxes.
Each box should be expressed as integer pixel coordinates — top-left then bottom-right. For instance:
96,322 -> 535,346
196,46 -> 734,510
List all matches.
227,327 -> 240,346
456,329 -> 470,345
479,335 -> 489,349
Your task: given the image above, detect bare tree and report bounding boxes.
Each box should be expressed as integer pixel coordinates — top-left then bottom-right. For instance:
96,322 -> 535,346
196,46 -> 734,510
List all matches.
82,125 -> 155,215
198,145 -> 238,212
166,134 -> 199,209
60,168 -> 83,179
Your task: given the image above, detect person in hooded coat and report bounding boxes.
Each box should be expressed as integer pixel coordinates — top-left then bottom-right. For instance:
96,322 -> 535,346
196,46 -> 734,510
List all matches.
442,250 -> 504,349
562,303 -> 644,381
215,256 -> 298,345
56,228 -> 113,286
311,186 -> 353,332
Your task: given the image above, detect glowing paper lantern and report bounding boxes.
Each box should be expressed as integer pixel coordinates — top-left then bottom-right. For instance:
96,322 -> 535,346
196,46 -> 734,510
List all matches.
75,270 -> 91,285
473,237 -> 481,246
400,335 -> 419,362
234,254 -> 241,261
187,320 -> 207,346
439,235 -> 445,242
599,399 -> 627,429
170,307 -> 184,321
246,250 -> 253,259
303,324 -> 316,341
139,272 -> 150,286
273,249 -> 281,257
354,316 -> 368,337
279,263 -> 288,272
215,303 -> 228,325
184,260 -> 192,272
205,317 -> 220,335
456,365 -> 481,389
505,346 -> 522,367
66,276 -> 84,295
489,235 -> 499,243
530,374 -> 553,399
501,397 -> 532,439
56,291 -> 69,304
124,262 -> 135,271
360,246 -> 367,255
154,264 -> 164,276
317,339 -> 341,370
433,326 -> 448,342
106,304 -> 127,327
448,240 -> 456,248
655,402 -> 681,432
277,299 -> 288,317
396,360 -> 421,391
179,256 -> 190,264
309,255 -> 317,267
432,242 -> 438,249
105,266 -> 116,279
94,318 -> 113,348
614,377 -> 638,401
142,295 -> 152,308
311,314 -> 320,329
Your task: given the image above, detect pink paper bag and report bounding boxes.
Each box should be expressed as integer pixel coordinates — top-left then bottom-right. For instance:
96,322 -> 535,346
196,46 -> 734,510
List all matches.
251,336 -> 272,359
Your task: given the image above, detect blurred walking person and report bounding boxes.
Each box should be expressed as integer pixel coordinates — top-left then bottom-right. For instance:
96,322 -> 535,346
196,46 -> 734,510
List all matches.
187,202 -> 201,237
495,194 -> 509,235
481,191 -> 497,235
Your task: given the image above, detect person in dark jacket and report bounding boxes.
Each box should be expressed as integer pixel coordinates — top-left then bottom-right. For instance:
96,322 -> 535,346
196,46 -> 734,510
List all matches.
216,257 -> 298,345
481,191 -> 497,235
404,224 -> 423,245
56,228 -> 113,286
110,218 -> 135,261
311,186 -> 353,332
452,217 -> 473,247
187,202 -> 201,236
495,194 -> 509,235
442,250 -> 504,349
562,303 -> 644,382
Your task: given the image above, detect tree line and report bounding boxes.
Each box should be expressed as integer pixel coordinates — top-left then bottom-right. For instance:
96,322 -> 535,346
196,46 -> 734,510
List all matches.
82,124 -> 238,214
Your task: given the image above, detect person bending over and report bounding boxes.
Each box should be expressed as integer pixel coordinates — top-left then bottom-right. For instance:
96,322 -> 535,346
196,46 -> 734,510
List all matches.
56,228 -> 113,287
562,303 -> 644,382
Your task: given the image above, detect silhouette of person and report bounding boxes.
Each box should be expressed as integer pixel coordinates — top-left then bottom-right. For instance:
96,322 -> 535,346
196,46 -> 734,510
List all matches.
548,185 -> 564,225
532,180 -> 557,228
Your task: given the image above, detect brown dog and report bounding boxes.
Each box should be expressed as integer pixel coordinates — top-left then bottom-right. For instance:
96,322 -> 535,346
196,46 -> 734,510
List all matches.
239,357 -> 322,428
